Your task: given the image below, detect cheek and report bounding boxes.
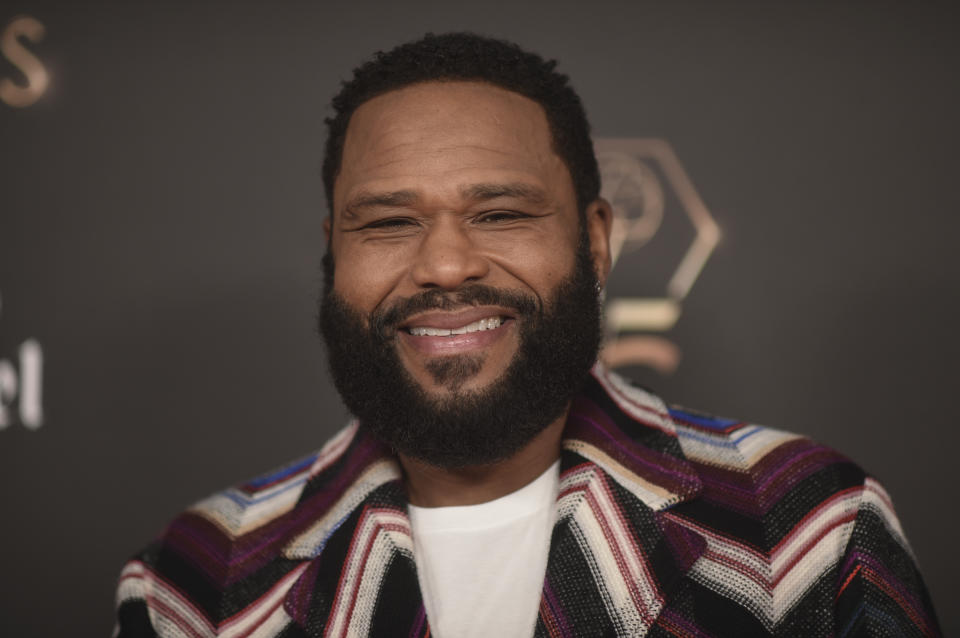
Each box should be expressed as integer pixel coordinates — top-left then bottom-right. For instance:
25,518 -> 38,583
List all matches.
332,242 -> 409,312
487,231 -> 578,291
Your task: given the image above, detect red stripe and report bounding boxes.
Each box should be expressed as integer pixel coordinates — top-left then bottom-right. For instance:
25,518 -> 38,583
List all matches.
144,594 -> 208,638
220,563 -> 308,638
119,563 -> 214,634
579,468 -> 662,625
538,597 -> 563,638
325,506 -> 372,637
593,369 -> 673,427
701,549 -> 767,589
663,513 -> 766,561
656,612 -> 701,638
770,486 -> 861,555
338,518 -> 386,637
770,511 -> 857,587
562,466 -> 656,622
670,505 -> 859,591
864,480 -> 895,513
231,594 -> 284,638
836,563 -> 862,600
594,467 -> 664,615
325,506 -> 410,638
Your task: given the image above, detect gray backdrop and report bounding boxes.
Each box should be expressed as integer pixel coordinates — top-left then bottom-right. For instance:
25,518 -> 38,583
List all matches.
1,1 -> 957,635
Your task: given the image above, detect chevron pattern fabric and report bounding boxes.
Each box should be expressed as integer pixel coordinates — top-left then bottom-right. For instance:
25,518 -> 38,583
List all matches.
115,366 -> 940,637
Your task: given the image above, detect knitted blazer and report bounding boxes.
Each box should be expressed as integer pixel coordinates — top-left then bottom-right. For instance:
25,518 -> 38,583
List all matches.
115,366 -> 940,637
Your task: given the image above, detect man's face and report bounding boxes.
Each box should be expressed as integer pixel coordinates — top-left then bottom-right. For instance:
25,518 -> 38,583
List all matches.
321,81 -> 611,466
329,81 -> 597,393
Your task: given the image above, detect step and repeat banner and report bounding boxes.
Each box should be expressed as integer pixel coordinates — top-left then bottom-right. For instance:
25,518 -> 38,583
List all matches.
2,2 -> 957,634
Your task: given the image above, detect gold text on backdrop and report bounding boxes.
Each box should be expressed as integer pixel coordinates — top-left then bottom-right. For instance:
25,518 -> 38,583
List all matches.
0,15 -> 48,108
0,293 -> 44,430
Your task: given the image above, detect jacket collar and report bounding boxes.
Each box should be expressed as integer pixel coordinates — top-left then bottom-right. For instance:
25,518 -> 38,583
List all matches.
562,364 -> 702,511
282,365 -> 705,636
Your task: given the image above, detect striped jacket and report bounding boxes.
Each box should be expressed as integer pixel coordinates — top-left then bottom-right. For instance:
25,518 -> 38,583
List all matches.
115,366 -> 940,637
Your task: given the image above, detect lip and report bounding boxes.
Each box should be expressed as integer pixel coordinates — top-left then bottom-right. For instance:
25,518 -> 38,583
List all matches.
397,306 -> 516,356
400,306 -> 516,331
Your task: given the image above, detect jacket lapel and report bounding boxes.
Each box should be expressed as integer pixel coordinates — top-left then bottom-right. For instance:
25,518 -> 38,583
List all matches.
281,427 -> 428,638
536,367 -> 705,637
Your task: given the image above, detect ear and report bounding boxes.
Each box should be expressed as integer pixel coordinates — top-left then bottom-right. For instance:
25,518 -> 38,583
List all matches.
584,198 -> 613,287
323,215 -> 332,244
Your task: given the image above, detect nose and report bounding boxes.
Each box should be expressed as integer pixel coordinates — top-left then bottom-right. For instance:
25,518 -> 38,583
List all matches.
410,217 -> 489,290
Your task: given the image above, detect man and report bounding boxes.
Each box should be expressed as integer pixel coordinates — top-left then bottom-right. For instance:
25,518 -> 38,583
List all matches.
115,33 -> 940,637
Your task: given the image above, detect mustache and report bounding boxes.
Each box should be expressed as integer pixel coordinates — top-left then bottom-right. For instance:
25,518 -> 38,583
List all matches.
372,284 -> 540,336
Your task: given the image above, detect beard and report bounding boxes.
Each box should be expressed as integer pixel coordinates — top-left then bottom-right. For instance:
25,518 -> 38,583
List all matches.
318,230 -> 602,469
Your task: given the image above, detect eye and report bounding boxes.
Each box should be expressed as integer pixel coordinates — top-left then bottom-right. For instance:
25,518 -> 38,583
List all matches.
365,217 -> 417,231
476,210 -> 530,224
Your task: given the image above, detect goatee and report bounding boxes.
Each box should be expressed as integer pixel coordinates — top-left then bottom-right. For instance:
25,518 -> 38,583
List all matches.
318,232 -> 602,468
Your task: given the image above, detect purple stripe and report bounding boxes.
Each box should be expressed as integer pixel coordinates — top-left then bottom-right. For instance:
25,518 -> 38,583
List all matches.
408,604 -> 427,638
571,413 -> 696,485
661,518 -> 707,570
754,445 -> 831,491
166,518 -> 239,577
542,579 -> 573,638
692,445 -> 840,515
284,557 -> 321,625
659,607 -> 709,637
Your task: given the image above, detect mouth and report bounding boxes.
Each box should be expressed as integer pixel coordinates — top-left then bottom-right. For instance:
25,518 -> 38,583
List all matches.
400,305 -> 516,333
406,315 -> 508,337
397,307 -> 516,355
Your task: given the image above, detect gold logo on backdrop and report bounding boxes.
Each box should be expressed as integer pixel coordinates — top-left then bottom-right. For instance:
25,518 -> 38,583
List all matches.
0,15 -> 48,108
595,139 -> 720,374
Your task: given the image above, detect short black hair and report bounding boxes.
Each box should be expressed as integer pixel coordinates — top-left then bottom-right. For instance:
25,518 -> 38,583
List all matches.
322,32 -> 600,215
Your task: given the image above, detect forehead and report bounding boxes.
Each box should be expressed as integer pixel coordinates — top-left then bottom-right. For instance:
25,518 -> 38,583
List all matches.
334,81 -> 569,210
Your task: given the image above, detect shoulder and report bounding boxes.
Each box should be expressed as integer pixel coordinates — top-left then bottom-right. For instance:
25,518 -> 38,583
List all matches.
116,421 -> 369,628
667,404 -> 879,551
662,405 -> 940,634
669,404 -> 864,482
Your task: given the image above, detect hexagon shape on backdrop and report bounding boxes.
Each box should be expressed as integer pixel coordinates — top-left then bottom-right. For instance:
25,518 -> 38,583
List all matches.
594,138 -> 720,373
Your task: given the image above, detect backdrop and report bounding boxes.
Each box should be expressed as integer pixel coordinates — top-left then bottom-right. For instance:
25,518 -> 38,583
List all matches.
1,1 -> 957,634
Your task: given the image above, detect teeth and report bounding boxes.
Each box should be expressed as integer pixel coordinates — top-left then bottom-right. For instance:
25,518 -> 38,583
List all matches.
409,316 -> 503,337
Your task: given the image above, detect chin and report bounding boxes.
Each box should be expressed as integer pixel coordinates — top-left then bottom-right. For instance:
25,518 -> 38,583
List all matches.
411,354 -> 503,395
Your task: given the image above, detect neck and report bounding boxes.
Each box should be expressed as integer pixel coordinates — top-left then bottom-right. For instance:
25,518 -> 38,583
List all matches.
399,412 -> 567,507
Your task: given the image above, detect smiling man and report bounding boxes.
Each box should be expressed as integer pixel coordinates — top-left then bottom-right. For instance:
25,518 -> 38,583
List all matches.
319,79 -> 609,502
115,33 -> 939,637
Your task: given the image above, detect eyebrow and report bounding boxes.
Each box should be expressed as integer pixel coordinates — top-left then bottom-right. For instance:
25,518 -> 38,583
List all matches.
343,190 -> 418,217
460,182 -> 548,204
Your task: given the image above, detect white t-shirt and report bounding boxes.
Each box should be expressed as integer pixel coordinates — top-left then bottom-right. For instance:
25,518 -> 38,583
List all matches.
407,460 -> 560,638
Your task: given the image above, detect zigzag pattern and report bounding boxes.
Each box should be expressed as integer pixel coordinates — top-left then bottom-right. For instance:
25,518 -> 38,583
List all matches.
326,506 -> 412,637
116,559 -> 308,638
115,367 -> 940,637
667,488 -> 860,629
663,407 -> 937,635
557,462 -> 665,634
